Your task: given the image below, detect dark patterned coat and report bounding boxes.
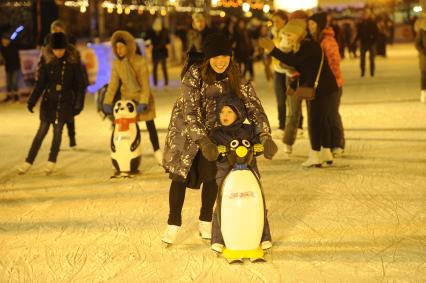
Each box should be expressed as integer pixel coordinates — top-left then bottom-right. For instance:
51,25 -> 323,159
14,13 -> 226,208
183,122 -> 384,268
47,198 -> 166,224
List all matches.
163,64 -> 271,178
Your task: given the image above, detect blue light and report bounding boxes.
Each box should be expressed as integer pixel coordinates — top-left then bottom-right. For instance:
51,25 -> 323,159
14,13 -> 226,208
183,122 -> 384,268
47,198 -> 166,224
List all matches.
16,26 -> 24,32
10,25 -> 24,41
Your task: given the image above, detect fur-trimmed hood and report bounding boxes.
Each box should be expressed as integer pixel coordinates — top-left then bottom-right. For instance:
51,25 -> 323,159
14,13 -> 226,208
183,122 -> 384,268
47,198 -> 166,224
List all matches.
42,43 -> 79,64
415,14 -> 426,32
111,30 -> 137,59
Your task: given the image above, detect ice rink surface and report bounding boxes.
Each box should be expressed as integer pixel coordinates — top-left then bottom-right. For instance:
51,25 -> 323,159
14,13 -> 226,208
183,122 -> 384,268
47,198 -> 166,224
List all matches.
0,44 -> 425,282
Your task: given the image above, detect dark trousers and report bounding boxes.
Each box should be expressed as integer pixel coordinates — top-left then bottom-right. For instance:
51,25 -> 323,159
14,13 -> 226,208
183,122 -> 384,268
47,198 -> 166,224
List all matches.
6,70 -> 19,93
66,118 -> 76,146
168,179 -> 218,226
145,120 -> 160,151
26,120 -> 65,164
421,71 -> 426,90
242,59 -> 254,80
331,88 -> 345,149
360,44 -> 376,76
153,58 -> 168,86
307,91 -> 339,151
273,72 -> 287,130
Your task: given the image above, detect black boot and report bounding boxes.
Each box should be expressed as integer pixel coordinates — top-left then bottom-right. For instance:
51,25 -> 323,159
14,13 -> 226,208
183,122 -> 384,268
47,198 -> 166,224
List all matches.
69,136 -> 76,148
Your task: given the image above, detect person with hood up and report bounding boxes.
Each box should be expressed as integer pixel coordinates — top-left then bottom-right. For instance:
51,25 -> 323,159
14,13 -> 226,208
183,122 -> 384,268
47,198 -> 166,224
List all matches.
259,19 -> 339,167
145,17 -> 170,88
102,30 -> 163,165
161,32 -> 277,245
308,12 -> 345,156
209,94 -> 273,253
415,12 -> 426,104
17,32 -> 85,175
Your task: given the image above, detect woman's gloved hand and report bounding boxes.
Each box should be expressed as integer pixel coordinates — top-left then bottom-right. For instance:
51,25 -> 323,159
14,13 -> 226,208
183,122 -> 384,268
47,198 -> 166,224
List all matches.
259,133 -> 278,160
137,103 -> 148,114
198,137 -> 219,161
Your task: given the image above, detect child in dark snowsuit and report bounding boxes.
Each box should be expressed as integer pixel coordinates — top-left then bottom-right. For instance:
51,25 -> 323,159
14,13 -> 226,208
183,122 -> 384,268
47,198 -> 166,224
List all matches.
210,94 -> 272,253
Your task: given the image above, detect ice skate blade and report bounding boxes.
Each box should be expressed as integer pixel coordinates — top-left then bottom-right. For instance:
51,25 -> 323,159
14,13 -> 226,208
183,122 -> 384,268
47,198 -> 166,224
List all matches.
249,257 -> 266,263
162,241 -> 172,248
302,163 -> 322,168
226,258 -> 244,264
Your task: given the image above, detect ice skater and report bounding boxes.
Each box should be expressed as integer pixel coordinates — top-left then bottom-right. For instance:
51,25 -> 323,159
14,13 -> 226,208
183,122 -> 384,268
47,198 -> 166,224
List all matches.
209,95 -> 273,255
102,30 -> 163,165
17,32 -> 85,174
161,32 -> 276,245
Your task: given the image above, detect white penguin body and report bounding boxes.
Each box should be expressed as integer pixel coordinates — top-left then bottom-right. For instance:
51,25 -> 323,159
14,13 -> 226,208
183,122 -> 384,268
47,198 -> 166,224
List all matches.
111,100 -> 141,175
220,168 -> 264,251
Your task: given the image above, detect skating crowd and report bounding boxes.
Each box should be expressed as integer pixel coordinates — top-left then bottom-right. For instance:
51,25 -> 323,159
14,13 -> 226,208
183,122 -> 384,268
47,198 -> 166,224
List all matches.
1,7 -> 424,257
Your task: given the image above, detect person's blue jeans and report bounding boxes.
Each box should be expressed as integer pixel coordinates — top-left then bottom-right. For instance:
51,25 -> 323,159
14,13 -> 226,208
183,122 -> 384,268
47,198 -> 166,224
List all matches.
26,121 -> 65,164
6,70 -> 19,93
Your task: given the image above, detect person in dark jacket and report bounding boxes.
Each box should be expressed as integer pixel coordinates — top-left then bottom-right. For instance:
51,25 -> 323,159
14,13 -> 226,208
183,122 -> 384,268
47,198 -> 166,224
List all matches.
162,32 -> 277,245
415,13 -> 426,103
233,19 -> 255,81
353,10 -> 379,77
0,33 -> 21,102
41,20 -> 87,148
308,12 -> 345,156
17,33 -> 85,175
259,19 -> 339,167
209,94 -> 272,253
145,17 -> 170,87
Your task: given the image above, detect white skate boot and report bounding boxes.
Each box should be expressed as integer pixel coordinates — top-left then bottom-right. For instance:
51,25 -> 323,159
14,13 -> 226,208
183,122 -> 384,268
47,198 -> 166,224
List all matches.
198,220 -> 212,240
211,243 -> 224,253
17,162 -> 31,174
332,147 -> 344,158
302,150 -> 321,168
421,90 -> 426,103
320,147 -> 333,166
261,240 -> 273,250
154,149 -> 163,166
44,161 -> 56,175
162,225 -> 180,245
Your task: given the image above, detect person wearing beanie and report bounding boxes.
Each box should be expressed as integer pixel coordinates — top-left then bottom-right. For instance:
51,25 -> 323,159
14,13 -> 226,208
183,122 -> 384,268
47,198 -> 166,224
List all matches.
40,20 -> 86,149
309,12 -> 346,156
17,32 -> 85,175
259,17 -> 340,168
162,32 -> 276,245
102,30 -> 163,167
0,32 -> 21,103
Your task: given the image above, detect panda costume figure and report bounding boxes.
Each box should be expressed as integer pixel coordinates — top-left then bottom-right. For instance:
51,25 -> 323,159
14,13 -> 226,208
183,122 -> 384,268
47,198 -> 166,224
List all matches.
111,99 -> 141,177
210,95 -> 272,263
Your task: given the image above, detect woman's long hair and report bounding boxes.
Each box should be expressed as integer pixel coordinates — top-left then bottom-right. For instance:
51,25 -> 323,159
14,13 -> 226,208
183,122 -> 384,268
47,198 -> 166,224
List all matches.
201,58 -> 242,98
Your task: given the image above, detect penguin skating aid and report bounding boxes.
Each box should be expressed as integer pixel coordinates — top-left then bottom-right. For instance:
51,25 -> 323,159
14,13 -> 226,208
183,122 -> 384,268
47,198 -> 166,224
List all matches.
111,100 -> 142,178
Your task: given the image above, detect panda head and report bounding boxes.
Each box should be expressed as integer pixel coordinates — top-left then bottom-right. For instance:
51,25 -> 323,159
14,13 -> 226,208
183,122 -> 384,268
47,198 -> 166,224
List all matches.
113,100 -> 137,119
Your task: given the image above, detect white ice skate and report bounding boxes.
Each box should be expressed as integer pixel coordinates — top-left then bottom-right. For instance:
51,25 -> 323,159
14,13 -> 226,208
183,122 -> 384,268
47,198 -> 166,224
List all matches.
154,149 -> 163,166
320,147 -> 333,166
284,144 -> 292,154
332,147 -> 344,158
261,241 -> 272,250
421,90 -> 426,103
17,162 -> 31,175
211,243 -> 224,253
162,225 -> 180,245
302,150 -> 321,168
198,221 -> 212,240
45,161 -> 56,175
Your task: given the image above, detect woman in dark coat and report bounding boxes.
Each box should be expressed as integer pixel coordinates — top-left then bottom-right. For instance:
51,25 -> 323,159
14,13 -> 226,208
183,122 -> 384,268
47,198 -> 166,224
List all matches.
17,33 -> 85,175
260,19 -> 339,167
161,33 -> 277,245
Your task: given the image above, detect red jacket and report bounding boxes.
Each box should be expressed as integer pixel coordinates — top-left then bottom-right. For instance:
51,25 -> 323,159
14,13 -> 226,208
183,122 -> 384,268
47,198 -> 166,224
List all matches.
320,27 -> 344,87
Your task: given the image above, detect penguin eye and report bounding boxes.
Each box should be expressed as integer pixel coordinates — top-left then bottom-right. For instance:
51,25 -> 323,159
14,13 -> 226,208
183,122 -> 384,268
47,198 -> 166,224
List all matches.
117,102 -> 122,108
242,140 -> 251,147
127,103 -> 134,113
230,140 -> 239,148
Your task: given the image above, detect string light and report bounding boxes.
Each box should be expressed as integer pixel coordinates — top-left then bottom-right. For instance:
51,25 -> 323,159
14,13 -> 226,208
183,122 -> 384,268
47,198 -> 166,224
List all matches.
263,4 -> 270,13
242,2 -> 250,12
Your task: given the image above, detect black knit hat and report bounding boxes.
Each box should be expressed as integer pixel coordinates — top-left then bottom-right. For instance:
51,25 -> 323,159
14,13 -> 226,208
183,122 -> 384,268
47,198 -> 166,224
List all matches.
51,32 -> 67,49
309,12 -> 328,32
202,32 -> 232,60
